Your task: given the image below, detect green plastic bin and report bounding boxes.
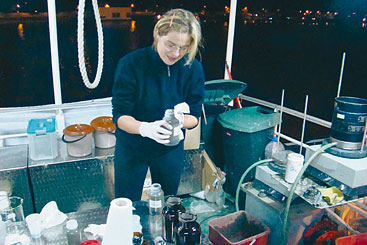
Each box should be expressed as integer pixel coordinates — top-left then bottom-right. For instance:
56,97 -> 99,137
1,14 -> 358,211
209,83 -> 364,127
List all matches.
202,79 -> 247,167
217,106 -> 280,197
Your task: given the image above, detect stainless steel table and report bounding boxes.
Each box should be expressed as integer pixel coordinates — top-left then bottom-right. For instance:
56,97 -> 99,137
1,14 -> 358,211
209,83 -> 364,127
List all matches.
40,198 -> 235,244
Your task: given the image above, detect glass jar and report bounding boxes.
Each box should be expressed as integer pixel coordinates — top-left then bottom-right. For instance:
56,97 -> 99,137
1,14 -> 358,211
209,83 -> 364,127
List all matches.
162,196 -> 186,243
149,183 -> 164,216
163,109 -> 181,146
176,211 -> 201,245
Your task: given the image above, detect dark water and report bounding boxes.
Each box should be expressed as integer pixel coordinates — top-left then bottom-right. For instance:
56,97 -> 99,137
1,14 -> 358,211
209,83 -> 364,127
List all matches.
1,14 -> 367,141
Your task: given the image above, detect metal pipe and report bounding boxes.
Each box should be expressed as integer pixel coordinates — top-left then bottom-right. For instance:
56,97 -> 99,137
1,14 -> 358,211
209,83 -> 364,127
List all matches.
354,200 -> 367,211
277,89 -> 285,142
346,203 -> 367,218
239,94 -> 332,128
224,0 -> 237,79
276,132 -> 311,149
337,52 -> 346,98
0,98 -> 112,114
300,95 -> 309,154
47,0 -> 65,136
325,208 -> 359,234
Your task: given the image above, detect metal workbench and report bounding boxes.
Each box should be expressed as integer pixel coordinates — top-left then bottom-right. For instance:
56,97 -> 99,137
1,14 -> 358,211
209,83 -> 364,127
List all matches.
39,198 -> 235,244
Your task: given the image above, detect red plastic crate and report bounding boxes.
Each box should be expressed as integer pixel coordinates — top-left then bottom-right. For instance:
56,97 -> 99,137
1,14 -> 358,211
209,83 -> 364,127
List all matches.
208,211 -> 270,245
335,232 -> 367,245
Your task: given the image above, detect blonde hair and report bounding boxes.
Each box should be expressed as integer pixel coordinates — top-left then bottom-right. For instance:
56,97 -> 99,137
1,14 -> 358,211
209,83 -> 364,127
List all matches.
153,9 -> 202,65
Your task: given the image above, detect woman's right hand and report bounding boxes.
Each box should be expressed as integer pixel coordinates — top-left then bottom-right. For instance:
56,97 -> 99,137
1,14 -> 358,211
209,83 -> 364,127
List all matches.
139,120 -> 172,144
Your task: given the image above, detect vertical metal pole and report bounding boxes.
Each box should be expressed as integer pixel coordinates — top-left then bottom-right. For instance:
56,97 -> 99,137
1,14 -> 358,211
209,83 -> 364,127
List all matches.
224,0 -> 237,79
47,0 -> 65,135
300,95 -> 309,154
337,52 -> 346,98
277,89 -> 285,142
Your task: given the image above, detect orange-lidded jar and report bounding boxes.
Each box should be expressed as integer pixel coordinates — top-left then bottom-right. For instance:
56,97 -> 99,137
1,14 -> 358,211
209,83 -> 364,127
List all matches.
90,116 -> 116,149
62,124 -> 94,157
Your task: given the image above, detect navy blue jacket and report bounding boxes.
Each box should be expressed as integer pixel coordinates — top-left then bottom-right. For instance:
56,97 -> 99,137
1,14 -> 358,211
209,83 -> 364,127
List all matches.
112,46 -> 205,150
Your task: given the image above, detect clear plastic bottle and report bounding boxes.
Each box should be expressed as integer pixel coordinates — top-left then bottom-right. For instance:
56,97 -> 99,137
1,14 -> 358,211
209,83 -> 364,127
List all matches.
175,211 -> 201,245
66,219 -> 81,245
149,183 -> 164,215
163,109 -> 181,146
264,136 -> 285,159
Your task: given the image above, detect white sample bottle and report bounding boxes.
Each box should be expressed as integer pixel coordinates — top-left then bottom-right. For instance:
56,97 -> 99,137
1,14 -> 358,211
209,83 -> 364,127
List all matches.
149,183 -> 164,215
285,153 -> 304,183
66,219 -> 81,245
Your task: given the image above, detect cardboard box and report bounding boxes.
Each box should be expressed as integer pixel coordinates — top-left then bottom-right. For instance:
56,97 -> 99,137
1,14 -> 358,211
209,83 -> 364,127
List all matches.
184,117 -> 201,150
202,150 -> 225,191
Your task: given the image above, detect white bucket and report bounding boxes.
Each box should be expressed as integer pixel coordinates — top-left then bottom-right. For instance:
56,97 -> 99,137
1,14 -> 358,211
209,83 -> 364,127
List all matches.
62,124 -> 94,157
91,116 -> 116,149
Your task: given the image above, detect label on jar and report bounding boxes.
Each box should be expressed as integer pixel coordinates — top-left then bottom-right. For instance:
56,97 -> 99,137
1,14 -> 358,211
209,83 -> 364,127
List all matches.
149,200 -> 162,208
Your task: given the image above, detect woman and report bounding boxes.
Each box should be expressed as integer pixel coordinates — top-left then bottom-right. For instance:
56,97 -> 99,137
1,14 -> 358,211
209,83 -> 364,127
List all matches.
112,9 -> 205,201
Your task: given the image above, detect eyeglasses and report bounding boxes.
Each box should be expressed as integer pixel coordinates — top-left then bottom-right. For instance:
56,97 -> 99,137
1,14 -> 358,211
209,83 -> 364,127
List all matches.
164,41 -> 190,53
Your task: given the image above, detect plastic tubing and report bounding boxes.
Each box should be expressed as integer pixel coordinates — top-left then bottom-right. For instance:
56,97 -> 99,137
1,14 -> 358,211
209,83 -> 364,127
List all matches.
281,142 -> 337,244
235,159 -> 274,212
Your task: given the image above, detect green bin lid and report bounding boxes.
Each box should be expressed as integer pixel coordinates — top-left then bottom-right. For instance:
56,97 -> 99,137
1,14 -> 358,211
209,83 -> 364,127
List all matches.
217,106 -> 280,133
204,79 -> 247,104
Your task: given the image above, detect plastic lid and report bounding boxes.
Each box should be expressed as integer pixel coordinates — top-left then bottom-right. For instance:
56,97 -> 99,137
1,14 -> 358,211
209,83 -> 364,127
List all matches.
268,136 -> 279,142
90,116 -> 116,132
287,153 -> 304,162
66,219 -> 78,230
150,183 -> 162,194
63,124 -> 94,136
166,196 -> 181,206
179,211 -> 197,222
204,79 -> 247,104
27,117 -> 56,134
218,106 -> 280,133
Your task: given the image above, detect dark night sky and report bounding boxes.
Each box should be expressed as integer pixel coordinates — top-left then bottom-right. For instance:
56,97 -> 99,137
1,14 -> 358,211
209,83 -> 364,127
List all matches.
0,0 -> 367,13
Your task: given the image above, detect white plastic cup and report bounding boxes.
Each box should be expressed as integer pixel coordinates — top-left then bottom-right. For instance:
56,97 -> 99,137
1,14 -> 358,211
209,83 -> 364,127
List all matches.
285,153 -> 304,183
26,213 -> 43,238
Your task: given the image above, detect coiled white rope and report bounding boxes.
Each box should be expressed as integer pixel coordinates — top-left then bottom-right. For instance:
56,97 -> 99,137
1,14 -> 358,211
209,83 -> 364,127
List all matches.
77,0 -> 104,89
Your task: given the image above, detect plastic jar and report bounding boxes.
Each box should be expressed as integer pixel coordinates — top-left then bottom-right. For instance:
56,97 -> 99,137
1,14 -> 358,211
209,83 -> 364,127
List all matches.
163,109 -> 181,146
90,116 -> 116,149
176,211 -> 201,245
162,196 -> 186,243
62,124 -> 94,157
285,153 -> 304,183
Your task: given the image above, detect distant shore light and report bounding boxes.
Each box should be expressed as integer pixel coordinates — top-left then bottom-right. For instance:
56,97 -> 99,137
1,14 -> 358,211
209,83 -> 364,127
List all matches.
104,4 -> 110,8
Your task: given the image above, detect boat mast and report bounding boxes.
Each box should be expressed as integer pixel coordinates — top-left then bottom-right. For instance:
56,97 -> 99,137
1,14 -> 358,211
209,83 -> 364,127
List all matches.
47,0 -> 65,135
224,0 -> 237,79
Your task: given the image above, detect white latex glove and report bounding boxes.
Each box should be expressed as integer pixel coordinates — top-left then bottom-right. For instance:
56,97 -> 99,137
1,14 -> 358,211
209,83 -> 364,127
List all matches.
174,102 -> 190,127
139,120 -> 172,144
178,128 -> 184,141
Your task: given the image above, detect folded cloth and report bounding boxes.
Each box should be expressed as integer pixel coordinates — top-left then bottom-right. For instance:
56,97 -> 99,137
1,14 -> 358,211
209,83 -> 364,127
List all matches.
317,186 -> 344,205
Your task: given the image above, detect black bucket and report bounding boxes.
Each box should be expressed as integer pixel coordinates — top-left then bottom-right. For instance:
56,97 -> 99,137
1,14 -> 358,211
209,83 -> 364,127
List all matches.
330,96 -> 367,150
